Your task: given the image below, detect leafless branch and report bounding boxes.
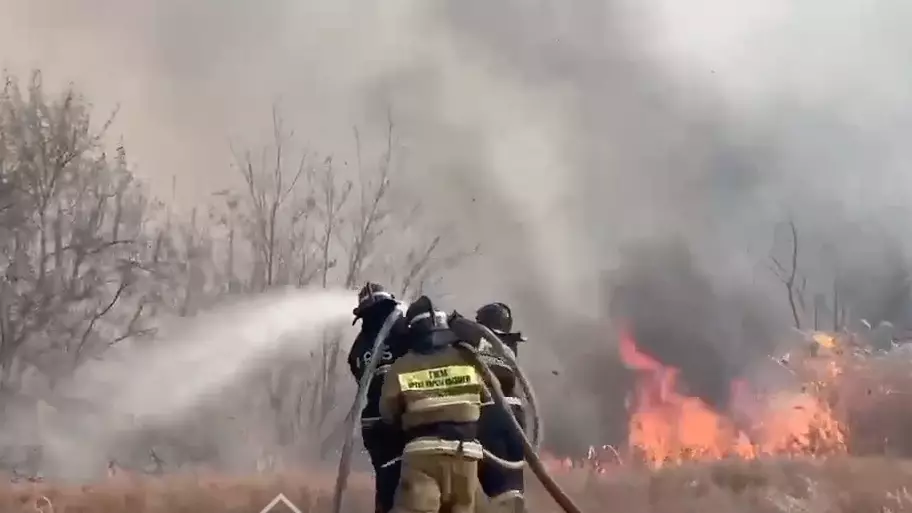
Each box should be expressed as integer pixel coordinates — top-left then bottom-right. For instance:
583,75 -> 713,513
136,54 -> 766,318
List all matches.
344,115 -> 394,288
74,278 -> 129,360
769,218 -> 803,329
41,239 -> 134,267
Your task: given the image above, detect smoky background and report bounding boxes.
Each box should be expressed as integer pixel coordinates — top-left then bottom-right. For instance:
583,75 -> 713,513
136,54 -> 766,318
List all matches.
2,0 -> 912,461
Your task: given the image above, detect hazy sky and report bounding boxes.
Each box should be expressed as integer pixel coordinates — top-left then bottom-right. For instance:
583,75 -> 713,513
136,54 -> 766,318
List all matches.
4,0 -> 911,261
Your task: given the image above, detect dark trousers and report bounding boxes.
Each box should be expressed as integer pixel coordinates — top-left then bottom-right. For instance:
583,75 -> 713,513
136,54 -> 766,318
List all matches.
363,423 -> 405,513
478,402 -> 525,498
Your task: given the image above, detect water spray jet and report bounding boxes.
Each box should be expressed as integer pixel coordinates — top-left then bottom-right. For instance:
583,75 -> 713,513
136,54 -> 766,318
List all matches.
37,288 -> 354,479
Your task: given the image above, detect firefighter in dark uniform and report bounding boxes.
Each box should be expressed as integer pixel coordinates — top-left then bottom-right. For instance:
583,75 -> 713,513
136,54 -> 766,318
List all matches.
380,296 -> 484,513
473,302 -> 527,513
348,282 -> 410,513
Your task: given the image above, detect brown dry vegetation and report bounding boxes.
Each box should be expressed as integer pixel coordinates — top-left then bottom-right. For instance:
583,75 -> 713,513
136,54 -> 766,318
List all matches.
4,350 -> 912,513
3,457 -> 912,513
0,471 -> 374,513
13,349 -> 912,513
547,457 -> 912,513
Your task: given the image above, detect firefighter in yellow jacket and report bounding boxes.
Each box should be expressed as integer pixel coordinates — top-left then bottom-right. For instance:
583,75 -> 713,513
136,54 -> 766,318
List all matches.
379,295 -> 484,513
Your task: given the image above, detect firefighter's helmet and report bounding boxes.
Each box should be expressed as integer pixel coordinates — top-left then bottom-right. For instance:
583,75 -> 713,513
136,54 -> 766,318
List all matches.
353,282 -> 395,318
405,295 -> 449,333
475,302 -> 513,334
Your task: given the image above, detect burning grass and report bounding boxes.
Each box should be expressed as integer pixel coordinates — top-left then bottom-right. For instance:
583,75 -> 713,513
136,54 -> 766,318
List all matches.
612,327 -> 849,469
3,458 -> 912,512
545,457 -> 912,513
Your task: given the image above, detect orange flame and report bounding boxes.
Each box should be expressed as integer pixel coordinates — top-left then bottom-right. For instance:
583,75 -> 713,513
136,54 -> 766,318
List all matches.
618,327 -> 846,469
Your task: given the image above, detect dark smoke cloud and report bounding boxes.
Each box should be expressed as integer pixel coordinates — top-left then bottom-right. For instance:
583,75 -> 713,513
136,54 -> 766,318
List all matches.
414,0 -> 912,447
606,239 -> 779,410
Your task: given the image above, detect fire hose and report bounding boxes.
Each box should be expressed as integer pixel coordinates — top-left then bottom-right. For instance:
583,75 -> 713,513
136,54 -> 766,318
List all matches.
332,303 -> 407,513
331,306 -> 585,513
451,317 -> 584,513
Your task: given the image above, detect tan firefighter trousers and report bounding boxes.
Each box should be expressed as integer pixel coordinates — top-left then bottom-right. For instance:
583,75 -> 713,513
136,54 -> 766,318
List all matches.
391,452 -> 478,513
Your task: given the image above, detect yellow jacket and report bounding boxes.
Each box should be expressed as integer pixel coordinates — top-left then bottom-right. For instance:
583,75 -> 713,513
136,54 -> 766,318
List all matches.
380,345 -> 483,432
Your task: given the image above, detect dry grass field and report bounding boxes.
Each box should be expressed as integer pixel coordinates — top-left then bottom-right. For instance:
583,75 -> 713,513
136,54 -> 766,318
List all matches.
3,457 -> 912,513
8,340 -> 912,513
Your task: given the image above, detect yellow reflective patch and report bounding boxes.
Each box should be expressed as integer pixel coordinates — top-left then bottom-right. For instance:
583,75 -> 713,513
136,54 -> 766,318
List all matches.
398,365 -> 479,391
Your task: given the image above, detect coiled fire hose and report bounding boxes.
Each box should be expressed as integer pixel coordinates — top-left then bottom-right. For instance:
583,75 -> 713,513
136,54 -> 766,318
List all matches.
331,308 -> 584,513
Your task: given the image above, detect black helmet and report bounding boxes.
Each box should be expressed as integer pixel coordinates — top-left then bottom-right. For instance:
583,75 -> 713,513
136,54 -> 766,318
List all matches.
407,296 -> 457,353
475,302 -> 513,334
405,295 -> 449,333
353,282 -> 395,320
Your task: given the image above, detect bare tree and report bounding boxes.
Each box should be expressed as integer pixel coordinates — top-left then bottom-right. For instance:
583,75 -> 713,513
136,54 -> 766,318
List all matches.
0,71 -> 171,394
825,244 -> 846,332
343,123 -> 390,289
231,105 -> 312,292
770,218 -> 806,330
226,108 -> 478,461
0,72 -> 484,469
